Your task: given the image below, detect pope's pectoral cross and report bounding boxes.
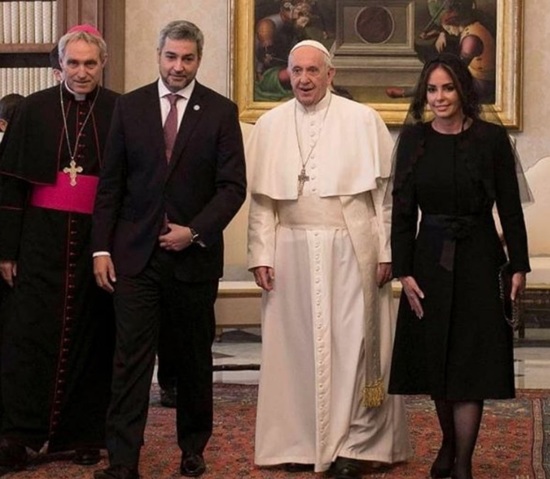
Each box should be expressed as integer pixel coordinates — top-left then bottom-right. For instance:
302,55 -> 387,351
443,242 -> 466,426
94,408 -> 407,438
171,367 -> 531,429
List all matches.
63,160 -> 84,186
297,167 -> 310,196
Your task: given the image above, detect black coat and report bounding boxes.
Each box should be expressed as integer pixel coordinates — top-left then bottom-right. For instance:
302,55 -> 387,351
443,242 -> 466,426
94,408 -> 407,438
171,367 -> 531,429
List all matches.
388,120 -> 530,400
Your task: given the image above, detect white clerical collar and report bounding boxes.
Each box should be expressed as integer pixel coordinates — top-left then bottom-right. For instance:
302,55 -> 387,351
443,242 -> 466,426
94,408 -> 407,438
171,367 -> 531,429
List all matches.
63,82 -> 92,101
296,90 -> 332,114
157,78 -> 196,100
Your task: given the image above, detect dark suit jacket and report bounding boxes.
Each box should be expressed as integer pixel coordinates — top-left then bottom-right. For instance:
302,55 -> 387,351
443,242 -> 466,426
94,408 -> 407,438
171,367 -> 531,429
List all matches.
91,81 -> 247,280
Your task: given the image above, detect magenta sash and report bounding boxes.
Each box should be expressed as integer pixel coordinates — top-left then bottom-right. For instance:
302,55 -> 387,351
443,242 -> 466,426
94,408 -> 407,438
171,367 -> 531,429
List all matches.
30,172 -> 98,215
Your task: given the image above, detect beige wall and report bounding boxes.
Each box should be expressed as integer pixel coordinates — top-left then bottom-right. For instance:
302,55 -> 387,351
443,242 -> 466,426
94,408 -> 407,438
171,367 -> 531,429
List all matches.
125,1 -> 550,262
518,0 -> 550,169
124,0 -> 230,95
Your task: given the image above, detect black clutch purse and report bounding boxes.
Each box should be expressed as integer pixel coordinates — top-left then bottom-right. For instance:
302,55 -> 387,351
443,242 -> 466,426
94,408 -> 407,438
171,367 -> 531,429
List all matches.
498,262 -> 520,330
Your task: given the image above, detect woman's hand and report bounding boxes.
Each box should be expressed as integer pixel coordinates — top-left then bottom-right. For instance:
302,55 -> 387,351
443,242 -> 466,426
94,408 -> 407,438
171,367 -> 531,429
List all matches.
510,271 -> 526,302
399,275 -> 425,319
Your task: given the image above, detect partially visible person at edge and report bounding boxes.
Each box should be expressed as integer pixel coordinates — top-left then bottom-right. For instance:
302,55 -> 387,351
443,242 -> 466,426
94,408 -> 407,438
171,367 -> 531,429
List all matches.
0,92 -> 24,426
0,93 -> 24,306
0,94 -> 24,143
91,20 -> 246,479
246,39 -> 412,479
388,52 -> 530,479
0,24 -> 118,475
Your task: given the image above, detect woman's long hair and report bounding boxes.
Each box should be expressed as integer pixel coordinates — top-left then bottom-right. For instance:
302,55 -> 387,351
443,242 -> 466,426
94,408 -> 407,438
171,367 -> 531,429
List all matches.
387,52 -> 534,208
409,52 -> 481,124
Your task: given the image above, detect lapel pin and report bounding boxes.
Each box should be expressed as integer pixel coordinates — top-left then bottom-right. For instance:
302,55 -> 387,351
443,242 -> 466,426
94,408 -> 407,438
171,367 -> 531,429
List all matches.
193,104 -> 200,111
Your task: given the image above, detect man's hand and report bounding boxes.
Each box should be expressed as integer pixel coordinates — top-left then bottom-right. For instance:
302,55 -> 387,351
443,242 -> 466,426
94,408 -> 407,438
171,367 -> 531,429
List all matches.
399,275 -> 425,319
158,224 -> 193,251
252,266 -> 275,292
376,262 -> 392,287
0,260 -> 17,287
94,256 -> 117,293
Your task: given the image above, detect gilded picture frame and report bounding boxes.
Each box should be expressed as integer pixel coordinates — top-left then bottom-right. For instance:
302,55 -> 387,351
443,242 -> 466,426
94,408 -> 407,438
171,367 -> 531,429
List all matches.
230,0 -> 523,129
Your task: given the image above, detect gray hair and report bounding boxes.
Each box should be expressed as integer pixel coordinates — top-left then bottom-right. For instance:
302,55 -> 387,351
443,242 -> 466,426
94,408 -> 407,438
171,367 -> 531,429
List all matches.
158,21 -> 204,58
58,31 -> 107,63
322,52 -> 334,69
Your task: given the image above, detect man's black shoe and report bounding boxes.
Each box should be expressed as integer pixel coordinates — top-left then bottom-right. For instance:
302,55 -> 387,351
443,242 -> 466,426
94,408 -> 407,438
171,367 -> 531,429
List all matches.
73,448 -> 101,465
180,452 -> 206,477
93,465 -> 140,479
0,438 -> 27,476
160,386 -> 177,408
332,457 -> 363,479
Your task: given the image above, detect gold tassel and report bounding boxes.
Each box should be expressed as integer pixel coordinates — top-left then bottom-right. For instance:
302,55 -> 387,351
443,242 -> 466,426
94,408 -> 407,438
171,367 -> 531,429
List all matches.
362,378 -> 385,408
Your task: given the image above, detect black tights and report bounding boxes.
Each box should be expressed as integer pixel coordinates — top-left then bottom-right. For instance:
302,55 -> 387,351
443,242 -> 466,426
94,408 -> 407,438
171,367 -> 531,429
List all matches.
433,399 -> 484,479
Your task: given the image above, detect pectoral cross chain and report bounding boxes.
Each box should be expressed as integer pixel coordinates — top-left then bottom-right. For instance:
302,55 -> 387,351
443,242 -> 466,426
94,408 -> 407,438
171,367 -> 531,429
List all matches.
63,160 -> 84,186
297,167 -> 310,196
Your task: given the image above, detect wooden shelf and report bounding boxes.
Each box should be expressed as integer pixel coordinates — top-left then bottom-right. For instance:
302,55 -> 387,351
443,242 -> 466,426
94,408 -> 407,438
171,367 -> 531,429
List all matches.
0,43 -> 56,54
0,0 -> 125,93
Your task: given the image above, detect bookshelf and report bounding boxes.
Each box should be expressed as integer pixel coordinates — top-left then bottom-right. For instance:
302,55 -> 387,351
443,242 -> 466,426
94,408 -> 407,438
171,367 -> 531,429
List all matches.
0,0 -> 125,97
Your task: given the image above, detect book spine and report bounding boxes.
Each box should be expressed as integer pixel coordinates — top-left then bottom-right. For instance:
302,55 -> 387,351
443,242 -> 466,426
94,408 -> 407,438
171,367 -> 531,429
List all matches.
10,1 -> 19,43
34,0 -> 43,43
3,2 -> 12,44
42,0 -> 52,43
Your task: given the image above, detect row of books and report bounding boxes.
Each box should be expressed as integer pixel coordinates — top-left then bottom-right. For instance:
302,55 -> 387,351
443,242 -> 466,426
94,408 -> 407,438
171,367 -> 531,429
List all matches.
0,67 -> 56,98
0,1 -> 57,44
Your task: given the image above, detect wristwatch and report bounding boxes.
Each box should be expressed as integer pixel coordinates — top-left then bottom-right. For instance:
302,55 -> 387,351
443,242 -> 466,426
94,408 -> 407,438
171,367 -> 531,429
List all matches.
189,227 -> 200,243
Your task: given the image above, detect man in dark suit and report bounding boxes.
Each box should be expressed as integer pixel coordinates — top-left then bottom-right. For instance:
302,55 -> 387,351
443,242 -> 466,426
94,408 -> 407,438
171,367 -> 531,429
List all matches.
91,20 -> 246,479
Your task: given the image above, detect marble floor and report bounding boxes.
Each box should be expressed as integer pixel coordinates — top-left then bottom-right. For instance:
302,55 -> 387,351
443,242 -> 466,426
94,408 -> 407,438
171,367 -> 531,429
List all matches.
514,328 -> 550,389
207,327 -> 550,390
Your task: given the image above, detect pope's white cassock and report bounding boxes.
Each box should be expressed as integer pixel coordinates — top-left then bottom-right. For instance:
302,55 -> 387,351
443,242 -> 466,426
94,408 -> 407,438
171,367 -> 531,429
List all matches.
246,91 -> 412,473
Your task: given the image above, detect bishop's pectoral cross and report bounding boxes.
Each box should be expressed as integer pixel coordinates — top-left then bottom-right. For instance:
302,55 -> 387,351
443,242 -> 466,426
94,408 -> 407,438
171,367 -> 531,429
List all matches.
297,167 -> 310,196
63,160 -> 84,186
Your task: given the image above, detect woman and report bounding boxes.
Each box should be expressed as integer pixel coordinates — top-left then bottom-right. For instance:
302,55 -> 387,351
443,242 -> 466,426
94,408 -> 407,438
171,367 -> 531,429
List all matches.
388,53 -> 530,479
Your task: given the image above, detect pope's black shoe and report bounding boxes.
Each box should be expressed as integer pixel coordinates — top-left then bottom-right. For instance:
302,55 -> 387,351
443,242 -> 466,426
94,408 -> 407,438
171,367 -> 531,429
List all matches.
93,465 -> 140,479
0,438 -> 27,476
332,457 -> 363,479
180,452 -> 206,477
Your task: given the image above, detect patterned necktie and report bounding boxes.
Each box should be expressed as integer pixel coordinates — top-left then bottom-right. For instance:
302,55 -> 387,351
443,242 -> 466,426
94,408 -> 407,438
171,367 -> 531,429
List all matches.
163,93 -> 181,162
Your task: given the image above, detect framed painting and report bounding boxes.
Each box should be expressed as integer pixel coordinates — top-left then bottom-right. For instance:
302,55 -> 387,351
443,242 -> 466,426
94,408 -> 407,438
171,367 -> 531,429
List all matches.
230,0 -> 523,128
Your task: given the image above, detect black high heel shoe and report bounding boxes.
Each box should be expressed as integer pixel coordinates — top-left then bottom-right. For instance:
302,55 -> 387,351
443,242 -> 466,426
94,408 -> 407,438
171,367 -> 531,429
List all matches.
430,446 -> 454,478
450,469 -> 474,479
430,463 -> 452,478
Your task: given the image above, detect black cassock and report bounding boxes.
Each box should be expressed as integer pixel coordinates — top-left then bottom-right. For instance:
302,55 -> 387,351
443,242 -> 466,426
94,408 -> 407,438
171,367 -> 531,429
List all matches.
0,84 -> 118,452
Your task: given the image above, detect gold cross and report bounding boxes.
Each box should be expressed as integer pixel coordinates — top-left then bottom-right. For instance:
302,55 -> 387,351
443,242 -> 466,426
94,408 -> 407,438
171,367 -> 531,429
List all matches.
63,160 -> 84,186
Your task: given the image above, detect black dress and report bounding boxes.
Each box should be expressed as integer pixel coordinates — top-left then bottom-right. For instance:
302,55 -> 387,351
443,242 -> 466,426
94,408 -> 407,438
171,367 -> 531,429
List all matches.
388,120 -> 530,400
